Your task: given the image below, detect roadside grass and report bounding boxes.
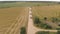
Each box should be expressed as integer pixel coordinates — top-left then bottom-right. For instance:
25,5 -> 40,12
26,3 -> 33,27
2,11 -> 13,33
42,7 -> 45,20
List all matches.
35,31 -> 57,34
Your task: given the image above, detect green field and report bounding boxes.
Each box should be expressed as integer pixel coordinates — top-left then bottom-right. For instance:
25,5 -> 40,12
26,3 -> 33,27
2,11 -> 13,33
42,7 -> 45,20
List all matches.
0,1 -> 59,8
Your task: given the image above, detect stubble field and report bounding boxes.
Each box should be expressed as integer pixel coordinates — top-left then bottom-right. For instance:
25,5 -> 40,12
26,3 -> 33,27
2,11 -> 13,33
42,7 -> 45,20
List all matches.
0,7 -> 28,34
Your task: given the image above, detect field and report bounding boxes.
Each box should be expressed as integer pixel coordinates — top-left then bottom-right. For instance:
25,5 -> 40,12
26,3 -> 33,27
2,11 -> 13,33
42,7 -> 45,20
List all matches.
32,5 -> 60,19
32,5 -> 60,29
0,7 -> 28,34
0,1 -> 59,8
0,1 -> 60,34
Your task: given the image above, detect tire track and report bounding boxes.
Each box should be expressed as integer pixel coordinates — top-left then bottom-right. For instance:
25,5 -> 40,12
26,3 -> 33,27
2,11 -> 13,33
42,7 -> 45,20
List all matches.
5,15 -> 22,34
8,16 -> 24,34
4,7 -> 28,34
13,16 -> 26,34
14,9 -> 29,34
13,11 -> 28,34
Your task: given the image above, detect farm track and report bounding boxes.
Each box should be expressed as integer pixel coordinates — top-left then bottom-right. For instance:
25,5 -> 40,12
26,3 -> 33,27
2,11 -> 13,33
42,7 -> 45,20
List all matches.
27,7 -> 58,34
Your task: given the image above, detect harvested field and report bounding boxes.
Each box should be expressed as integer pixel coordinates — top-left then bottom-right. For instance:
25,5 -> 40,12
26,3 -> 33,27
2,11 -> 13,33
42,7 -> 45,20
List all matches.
32,5 -> 60,19
0,7 -> 28,34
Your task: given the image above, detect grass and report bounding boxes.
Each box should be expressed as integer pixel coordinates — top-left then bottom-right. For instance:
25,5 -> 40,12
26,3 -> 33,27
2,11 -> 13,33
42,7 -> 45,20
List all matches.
0,2 -> 30,34
36,31 -> 57,34
0,2 -> 59,8
32,5 -> 60,19
0,7 -> 28,34
32,5 -> 60,29
0,1 -> 60,34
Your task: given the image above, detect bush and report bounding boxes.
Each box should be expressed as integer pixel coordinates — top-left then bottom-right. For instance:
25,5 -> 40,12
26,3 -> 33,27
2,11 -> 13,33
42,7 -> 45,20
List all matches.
37,4 -> 40,6
44,17 -> 47,20
20,27 -> 26,34
40,23 -> 52,29
51,17 -> 58,23
57,30 -> 60,34
34,17 -> 41,24
45,25 -> 52,29
36,31 -> 49,34
56,27 -> 60,30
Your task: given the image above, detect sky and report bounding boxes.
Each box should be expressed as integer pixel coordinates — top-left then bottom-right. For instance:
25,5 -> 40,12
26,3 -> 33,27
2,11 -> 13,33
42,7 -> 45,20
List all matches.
0,0 -> 60,1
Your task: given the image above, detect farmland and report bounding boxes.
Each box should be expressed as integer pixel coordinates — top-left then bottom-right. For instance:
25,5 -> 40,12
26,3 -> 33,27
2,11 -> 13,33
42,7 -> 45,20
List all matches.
32,5 -> 60,29
32,5 -> 60,19
0,1 -> 60,34
0,1 -> 59,8
0,7 -> 28,34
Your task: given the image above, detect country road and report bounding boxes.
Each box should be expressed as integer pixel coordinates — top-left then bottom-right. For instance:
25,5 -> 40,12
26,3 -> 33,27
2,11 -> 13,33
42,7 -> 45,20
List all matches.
27,7 -> 58,34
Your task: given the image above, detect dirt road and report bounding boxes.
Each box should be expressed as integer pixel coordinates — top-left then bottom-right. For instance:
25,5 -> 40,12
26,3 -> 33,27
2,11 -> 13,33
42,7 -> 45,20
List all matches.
27,7 -> 57,34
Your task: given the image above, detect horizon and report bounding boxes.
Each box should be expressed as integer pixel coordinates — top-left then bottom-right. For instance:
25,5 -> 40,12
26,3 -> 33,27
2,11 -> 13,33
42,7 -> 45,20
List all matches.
0,0 -> 60,2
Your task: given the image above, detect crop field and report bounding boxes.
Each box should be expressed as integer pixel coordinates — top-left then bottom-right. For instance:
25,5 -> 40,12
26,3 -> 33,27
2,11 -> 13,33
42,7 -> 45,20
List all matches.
0,1 -> 60,34
32,5 -> 60,29
32,5 -> 60,19
0,7 -> 28,34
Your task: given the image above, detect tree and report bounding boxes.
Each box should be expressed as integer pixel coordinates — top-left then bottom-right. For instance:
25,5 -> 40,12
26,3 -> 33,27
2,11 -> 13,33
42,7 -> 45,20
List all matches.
34,17 -> 41,24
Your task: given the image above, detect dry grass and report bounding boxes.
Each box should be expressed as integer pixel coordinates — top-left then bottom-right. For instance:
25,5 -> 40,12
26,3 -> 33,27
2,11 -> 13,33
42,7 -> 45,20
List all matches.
0,7 -> 28,34
32,5 -> 60,29
32,5 -> 60,19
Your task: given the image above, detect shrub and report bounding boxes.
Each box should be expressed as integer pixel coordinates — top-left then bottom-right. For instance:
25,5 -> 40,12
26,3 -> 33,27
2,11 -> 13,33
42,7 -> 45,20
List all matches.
45,25 -> 52,29
35,31 -> 49,34
57,30 -> 60,34
40,23 -> 52,29
56,27 -> 60,30
51,17 -> 58,23
20,27 -> 26,34
44,17 -> 47,21
34,17 -> 41,24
